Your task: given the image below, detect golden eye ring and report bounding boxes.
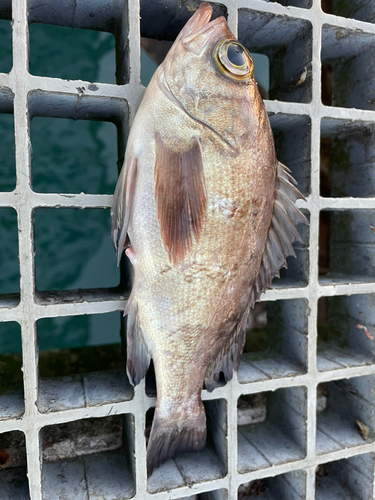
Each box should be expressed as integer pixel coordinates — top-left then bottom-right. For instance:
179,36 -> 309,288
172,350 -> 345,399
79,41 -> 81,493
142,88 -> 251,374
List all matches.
213,39 -> 254,81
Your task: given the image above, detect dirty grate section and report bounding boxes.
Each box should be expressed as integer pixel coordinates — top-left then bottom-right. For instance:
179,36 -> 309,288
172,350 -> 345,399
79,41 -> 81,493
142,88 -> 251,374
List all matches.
0,0 -> 375,499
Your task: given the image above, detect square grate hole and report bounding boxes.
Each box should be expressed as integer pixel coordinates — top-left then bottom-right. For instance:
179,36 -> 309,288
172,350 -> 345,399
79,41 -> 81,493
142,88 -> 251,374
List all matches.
237,386 -> 307,473
268,0 -> 311,6
41,415 -> 135,499
320,118 -> 375,197
0,18 -> 12,74
175,491 -> 227,500
0,431 -> 29,499
270,113 -> 311,197
238,469 -> 306,499
322,24 -> 375,110
322,0 -> 375,24
0,208 -> 19,300
34,208 -> 119,292
177,489 -> 228,500
140,38 -> 171,87
238,299 -> 308,384
29,24 -> 117,84
36,312 -> 133,413
31,116 -> 118,195
317,294 -> 375,372
0,113 -> 15,192
0,321 -> 24,420
273,210 -> 309,288
315,454 -> 375,500
319,210 -> 375,285
316,376 -> 375,455
238,10 -> 312,103
140,2 -> 227,41
147,399 -> 227,493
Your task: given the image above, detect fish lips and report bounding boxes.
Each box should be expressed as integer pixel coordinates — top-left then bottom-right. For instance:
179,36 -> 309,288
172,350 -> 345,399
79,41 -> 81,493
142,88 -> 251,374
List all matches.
177,3 -> 229,45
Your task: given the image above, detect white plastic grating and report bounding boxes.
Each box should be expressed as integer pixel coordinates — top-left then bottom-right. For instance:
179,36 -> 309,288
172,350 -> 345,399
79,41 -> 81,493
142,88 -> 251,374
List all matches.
0,0 -> 375,499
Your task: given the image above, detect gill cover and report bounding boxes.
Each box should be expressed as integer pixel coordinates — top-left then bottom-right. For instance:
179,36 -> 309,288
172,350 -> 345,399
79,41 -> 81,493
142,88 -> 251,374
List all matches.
213,39 -> 254,80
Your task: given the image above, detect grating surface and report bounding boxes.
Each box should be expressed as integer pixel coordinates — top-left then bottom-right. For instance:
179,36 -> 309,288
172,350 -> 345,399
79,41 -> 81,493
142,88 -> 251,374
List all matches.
0,0 -> 375,499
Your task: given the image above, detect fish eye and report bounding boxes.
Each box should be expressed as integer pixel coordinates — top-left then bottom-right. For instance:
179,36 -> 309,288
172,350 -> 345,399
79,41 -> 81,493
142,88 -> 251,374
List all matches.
213,39 -> 254,81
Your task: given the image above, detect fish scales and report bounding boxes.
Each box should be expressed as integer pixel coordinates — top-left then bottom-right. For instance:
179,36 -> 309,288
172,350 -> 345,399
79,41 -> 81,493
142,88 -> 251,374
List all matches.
111,3 -> 307,476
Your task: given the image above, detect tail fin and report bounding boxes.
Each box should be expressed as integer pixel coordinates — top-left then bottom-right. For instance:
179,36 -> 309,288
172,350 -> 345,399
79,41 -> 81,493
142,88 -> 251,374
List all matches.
147,405 -> 206,477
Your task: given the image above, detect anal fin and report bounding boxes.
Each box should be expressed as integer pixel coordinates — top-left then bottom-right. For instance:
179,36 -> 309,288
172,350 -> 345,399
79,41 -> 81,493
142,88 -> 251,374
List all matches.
204,321 -> 247,392
124,298 -> 150,386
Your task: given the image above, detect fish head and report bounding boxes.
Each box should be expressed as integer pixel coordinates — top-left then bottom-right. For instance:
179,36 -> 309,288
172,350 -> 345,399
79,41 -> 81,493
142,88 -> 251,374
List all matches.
158,3 -> 266,152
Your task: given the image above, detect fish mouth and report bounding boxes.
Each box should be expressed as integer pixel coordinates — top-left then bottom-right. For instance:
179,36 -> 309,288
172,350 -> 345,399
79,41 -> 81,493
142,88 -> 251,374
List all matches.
178,3 -> 228,42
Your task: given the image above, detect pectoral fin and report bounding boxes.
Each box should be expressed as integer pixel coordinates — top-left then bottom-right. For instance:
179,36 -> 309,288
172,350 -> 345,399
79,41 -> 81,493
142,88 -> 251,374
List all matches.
154,132 -> 206,265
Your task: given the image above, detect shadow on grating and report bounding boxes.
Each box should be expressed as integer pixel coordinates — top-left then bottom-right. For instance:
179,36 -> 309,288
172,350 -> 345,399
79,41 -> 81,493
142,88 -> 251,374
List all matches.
238,469 -> 306,499
317,294 -> 375,372
0,208 -> 19,299
140,1 -> 227,41
0,18 -> 12,74
238,299 -> 308,384
238,10 -> 312,104
315,454 -> 375,500
41,415 -> 135,500
316,377 -> 375,455
147,399 -> 227,494
270,113 -> 311,197
321,0 -> 375,24
0,113 -> 15,192
320,119 -> 375,198
0,322 -> 24,420
319,210 -> 375,285
322,24 -> 375,111
176,490 -> 228,500
268,0 -> 312,6
237,386 -> 307,473
33,208 -> 120,292
36,312 -> 133,413
0,431 -> 29,499
271,210 -> 310,289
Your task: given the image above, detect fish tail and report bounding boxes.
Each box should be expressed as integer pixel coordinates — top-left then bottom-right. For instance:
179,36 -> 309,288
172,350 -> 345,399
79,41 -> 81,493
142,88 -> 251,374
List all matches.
147,403 -> 206,477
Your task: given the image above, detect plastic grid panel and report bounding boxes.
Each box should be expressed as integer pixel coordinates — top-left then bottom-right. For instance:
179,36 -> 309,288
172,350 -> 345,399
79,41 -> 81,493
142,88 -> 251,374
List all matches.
0,0 -> 374,499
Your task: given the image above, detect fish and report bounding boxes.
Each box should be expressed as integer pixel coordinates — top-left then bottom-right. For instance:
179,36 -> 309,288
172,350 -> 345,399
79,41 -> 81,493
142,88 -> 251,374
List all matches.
111,2 -> 307,477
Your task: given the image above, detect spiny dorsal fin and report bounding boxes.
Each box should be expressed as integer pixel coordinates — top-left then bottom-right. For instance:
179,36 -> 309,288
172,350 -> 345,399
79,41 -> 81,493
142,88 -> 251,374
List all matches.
111,152 -> 138,266
252,162 -> 308,304
154,132 -> 206,265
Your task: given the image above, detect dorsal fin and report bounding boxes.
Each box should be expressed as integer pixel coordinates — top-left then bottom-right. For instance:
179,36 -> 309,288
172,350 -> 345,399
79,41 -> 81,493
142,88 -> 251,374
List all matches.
154,132 -> 206,265
252,162 -> 308,304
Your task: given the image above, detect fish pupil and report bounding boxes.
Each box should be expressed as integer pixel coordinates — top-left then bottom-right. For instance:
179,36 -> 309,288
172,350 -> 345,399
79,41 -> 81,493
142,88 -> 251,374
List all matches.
227,43 -> 246,67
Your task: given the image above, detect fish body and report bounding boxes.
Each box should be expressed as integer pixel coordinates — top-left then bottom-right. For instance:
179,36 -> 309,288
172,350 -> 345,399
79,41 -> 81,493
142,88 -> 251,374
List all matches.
111,3 -> 307,476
